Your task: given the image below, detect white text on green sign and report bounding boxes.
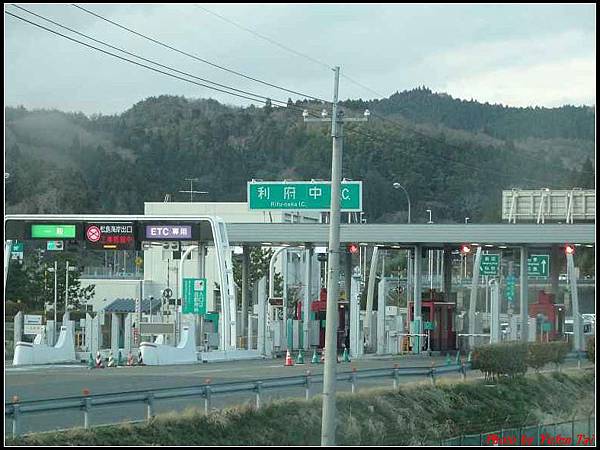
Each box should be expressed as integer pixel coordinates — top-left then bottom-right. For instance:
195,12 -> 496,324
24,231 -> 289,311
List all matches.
527,255 -> 549,278
247,181 -> 362,211
183,278 -> 207,315
479,254 -> 500,276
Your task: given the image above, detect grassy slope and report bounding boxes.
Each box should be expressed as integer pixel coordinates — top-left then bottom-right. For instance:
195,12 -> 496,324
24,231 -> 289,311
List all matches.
8,371 -> 594,446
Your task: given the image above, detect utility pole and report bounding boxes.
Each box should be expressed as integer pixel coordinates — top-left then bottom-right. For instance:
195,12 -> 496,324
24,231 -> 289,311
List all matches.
304,66 -> 369,446
179,178 -> 208,202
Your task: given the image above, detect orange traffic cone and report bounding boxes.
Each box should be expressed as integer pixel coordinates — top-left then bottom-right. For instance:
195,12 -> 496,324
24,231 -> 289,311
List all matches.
285,349 -> 294,366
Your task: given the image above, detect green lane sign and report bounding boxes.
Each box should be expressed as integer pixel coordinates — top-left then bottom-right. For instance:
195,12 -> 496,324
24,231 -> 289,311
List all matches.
182,278 -> 207,315
506,274 -> 516,302
31,224 -> 76,239
47,241 -> 64,251
541,322 -> 552,332
248,181 -> 362,211
480,254 -> 500,276
527,255 -> 549,278
424,321 -> 435,331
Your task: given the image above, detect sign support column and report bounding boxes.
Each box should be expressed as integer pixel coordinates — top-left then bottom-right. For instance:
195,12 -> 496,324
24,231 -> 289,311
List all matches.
241,246 -> 250,346
303,245 -> 312,351
413,245 -> 422,354
519,247 -> 529,342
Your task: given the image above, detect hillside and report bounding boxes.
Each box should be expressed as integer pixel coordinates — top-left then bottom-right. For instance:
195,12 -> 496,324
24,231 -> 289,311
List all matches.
4,91 -> 595,223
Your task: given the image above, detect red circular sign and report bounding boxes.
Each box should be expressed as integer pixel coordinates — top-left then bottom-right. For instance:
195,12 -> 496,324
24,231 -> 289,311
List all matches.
86,225 -> 101,243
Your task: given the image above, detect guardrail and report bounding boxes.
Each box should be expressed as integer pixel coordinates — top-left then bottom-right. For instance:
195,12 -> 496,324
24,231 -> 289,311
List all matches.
5,352 -> 589,438
5,362 -> 470,437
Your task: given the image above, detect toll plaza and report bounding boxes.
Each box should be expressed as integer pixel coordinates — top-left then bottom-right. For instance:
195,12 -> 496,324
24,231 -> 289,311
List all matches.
4,215 -> 596,366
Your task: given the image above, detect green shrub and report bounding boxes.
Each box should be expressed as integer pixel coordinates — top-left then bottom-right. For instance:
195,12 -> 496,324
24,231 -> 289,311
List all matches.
587,337 -> 595,363
471,342 -> 528,381
527,343 -> 548,372
548,341 -> 570,369
528,341 -> 570,372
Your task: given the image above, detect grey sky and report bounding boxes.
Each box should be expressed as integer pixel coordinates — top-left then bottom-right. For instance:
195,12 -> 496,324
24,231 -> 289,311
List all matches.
4,3 -> 596,115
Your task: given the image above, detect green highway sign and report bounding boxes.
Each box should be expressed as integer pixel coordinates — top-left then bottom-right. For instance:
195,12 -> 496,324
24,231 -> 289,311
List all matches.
31,224 -> 76,239
506,274 -> 516,302
528,254 -> 549,278
248,181 -> 362,211
47,241 -> 64,251
424,321 -> 435,331
479,254 -> 500,276
541,322 -> 552,332
182,278 -> 207,315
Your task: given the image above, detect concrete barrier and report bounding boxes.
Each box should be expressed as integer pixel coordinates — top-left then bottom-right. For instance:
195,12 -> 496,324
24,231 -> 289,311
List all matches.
13,326 -> 77,366
139,323 -> 197,365
199,349 -> 264,363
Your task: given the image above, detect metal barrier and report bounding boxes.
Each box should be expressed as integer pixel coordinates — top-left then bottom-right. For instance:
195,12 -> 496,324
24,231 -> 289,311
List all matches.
6,362 -> 469,437
440,416 -> 595,446
5,351 -> 589,438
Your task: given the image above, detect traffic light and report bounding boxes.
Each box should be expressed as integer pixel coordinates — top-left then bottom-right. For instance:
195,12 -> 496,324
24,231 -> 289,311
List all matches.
347,243 -> 359,254
459,244 -> 471,255
565,244 -> 575,255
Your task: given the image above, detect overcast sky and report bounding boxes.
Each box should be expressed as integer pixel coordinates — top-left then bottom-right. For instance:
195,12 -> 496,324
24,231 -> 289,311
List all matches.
4,3 -> 596,115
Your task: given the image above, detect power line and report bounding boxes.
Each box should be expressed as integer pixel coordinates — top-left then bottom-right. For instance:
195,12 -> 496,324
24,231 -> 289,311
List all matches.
71,3 -> 328,104
5,9 -> 320,116
196,5 -> 333,72
195,5 -> 387,102
9,4 -> 311,110
196,7 -> 567,174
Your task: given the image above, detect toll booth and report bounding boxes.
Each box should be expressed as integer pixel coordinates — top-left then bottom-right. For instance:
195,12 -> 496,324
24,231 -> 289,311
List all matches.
408,290 -> 456,352
299,288 -> 348,350
529,290 -> 566,341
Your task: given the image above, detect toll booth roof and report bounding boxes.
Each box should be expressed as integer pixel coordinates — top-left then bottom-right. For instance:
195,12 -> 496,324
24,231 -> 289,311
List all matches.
103,298 -> 162,314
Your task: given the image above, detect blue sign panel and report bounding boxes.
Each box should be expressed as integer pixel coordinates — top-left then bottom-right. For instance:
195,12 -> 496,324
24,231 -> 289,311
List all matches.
145,225 -> 193,240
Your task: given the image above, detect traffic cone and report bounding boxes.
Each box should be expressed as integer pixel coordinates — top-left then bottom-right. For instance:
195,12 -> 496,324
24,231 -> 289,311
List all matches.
127,352 -> 134,366
311,349 -> 319,364
88,353 -> 95,370
342,347 -> 351,363
296,349 -> 305,364
95,352 -> 104,368
285,349 -> 294,366
446,353 -> 451,366
117,350 -> 123,367
107,351 -> 115,368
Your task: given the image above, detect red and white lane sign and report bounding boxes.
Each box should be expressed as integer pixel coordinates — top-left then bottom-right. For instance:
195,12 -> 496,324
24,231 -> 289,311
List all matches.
86,225 -> 101,243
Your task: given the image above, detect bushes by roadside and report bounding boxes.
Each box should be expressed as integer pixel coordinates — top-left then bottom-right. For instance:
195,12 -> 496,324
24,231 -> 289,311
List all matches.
472,341 -> 571,380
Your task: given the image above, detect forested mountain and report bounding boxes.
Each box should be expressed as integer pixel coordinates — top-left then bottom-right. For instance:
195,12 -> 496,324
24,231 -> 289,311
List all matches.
4,90 -> 595,224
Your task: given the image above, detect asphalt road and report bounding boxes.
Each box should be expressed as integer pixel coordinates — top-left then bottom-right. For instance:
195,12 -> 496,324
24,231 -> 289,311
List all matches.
4,355 -> 591,436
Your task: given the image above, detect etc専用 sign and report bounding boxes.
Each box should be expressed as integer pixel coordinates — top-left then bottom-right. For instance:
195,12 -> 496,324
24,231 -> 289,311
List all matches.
145,225 -> 192,240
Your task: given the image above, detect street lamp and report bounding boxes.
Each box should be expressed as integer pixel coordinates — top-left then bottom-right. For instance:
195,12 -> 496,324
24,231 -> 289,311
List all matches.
426,209 -> 433,224
392,182 -> 411,224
